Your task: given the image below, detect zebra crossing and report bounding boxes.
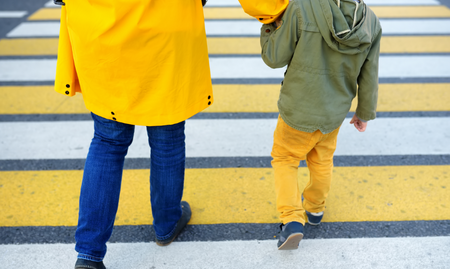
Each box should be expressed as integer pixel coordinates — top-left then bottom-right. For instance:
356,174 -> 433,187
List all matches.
0,0 -> 449,268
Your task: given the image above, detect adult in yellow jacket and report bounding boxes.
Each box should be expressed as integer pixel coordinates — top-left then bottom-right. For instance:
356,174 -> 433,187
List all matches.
54,1 -> 213,268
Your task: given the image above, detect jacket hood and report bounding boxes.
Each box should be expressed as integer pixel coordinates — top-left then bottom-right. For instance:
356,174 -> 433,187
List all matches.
311,0 -> 380,55
239,0 -> 289,24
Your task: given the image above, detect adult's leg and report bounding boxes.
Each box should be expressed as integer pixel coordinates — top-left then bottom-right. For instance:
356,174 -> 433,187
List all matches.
147,121 -> 186,240
303,127 -> 340,214
75,113 -> 135,262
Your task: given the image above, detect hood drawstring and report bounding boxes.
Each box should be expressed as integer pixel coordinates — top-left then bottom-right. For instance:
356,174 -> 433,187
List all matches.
352,1 -> 359,28
336,0 -> 362,33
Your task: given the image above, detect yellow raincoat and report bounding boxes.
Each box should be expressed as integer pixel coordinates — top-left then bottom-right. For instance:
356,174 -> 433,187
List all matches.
55,0 -> 213,126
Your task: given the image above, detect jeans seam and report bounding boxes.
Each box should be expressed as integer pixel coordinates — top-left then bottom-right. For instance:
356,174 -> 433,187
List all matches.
77,253 -> 103,262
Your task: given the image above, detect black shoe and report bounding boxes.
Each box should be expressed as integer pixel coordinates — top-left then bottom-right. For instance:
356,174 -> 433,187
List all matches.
277,222 -> 304,250
74,258 -> 106,269
155,201 -> 192,246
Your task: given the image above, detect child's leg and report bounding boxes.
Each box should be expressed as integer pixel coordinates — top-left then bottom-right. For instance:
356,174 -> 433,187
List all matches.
303,127 -> 340,214
271,116 -> 315,225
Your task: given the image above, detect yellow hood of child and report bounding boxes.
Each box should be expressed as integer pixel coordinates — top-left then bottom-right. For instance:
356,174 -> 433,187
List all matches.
238,0 -> 289,24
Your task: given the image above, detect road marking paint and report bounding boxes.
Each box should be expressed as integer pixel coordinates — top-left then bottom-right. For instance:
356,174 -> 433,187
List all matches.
27,8 -> 60,20
44,0 -> 58,8
0,166 -> 448,226
202,19 -> 450,36
380,36 -> 450,53
1,56 -> 449,81
27,6 -> 450,21
0,60 -> 56,81
0,11 -> 27,18
371,6 -> 450,18
208,56 -> 450,79
1,238 -> 449,268
7,19 -> 450,37
2,36 -> 450,56
0,38 -> 59,56
1,117 -> 449,159
0,86 -> 87,114
1,84 -> 449,115
205,0 -> 440,6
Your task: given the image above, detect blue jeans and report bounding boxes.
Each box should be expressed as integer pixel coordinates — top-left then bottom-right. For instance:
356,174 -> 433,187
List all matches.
75,113 -> 186,262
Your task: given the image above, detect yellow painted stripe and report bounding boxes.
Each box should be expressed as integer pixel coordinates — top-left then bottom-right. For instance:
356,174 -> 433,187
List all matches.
0,38 -> 59,56
371,6 -> 450,18
380,36 -> 450,53
27,8 -> 60,20
0,86 -> 88,114
207,83 -> 450,113
1,84 -> 449,114
0,166 -> 449,226
27,6 -> 450,21
2,36 -> 450,56
210,36 -> 450,54
204,7 -> 251,19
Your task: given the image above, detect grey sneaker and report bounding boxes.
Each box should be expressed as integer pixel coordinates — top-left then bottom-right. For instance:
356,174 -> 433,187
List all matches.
277,222 -> 304,250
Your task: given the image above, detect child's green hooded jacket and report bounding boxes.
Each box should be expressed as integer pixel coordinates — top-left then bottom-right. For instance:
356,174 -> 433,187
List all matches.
260,0 -> 382,133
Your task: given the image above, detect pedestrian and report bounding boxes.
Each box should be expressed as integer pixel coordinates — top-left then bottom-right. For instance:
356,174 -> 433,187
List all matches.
238,0 -> 381,250
53,0 -> 212,268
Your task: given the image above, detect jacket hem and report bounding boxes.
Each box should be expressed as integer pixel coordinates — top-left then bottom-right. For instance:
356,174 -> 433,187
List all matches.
279,112 -> 343,134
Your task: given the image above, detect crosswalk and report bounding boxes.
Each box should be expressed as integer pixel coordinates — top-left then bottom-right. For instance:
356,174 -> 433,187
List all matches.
0,0 -> 449,268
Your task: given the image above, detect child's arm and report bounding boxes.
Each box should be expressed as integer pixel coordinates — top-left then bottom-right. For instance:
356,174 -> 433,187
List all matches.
260,3 -> 299,69
355,28 -> 382,124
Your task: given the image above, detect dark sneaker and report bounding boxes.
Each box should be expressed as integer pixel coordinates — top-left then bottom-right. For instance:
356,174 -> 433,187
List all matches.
74,258 -> 106,269
306,210 -> 324,225
156,201 -> 192,246
302,194 -> 324,225
277,221 -> 304,250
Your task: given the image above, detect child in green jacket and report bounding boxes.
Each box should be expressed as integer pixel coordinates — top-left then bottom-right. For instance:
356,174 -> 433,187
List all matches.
239,0 -> 381,250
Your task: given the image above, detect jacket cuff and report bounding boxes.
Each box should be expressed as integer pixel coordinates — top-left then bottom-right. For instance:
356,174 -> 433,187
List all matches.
355,108 -> 376,122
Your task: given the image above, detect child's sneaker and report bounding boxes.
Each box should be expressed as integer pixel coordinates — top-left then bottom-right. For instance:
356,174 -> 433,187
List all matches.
305,211 -> 324,225
277,221 -> 304,250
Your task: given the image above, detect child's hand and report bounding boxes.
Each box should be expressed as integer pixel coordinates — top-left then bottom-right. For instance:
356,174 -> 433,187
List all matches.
350,114 -> 367,132
275,10 -> 285,27
275,16 -> 283,27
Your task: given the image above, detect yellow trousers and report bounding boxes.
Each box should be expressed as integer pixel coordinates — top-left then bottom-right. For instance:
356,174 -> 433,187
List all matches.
271,116 -> 340,225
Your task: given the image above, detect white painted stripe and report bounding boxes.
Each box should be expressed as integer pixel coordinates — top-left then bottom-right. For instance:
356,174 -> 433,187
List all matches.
0,237 -> 449,269
45,0 -> 60,7
0,60 -> 56,82
381,19 -> 450,35
210,57 -> 286,78
6,22 -> 59,37
0,11 -> 27,18
379,56 -> 450,78
6,19 -> 450,38
205,0 -> 241,6
0,117 -> 449,160
206,0 -> 440,6
1,55 -> 449,82
209,56 -> 450,79
364,0 -> 439,5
